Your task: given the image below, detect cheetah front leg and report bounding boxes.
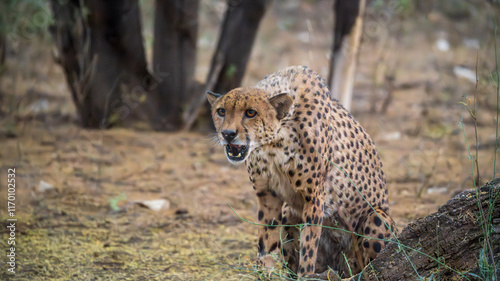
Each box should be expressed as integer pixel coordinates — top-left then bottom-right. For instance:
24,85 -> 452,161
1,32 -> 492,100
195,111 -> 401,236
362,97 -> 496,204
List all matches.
279,203 -> 302,274
297,194 -> 325,276
255,189 -> 284,270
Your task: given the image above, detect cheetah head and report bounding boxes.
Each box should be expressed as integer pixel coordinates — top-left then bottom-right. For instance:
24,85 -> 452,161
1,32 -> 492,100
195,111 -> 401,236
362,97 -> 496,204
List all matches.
207,87 -> 293,164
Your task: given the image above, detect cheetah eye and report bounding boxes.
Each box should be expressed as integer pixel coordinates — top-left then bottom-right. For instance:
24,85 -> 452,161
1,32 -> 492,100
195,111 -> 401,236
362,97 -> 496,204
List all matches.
245,109 -> 257,118
216,108 -> 226,117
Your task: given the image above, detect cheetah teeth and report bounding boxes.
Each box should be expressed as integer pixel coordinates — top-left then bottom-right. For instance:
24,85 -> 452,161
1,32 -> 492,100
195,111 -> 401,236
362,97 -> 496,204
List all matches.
227,152 -> 241,157
225,144 -> 248,160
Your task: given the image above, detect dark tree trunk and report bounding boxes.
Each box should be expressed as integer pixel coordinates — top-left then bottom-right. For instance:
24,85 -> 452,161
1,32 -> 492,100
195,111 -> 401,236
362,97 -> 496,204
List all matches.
49,0 -> 86,122
152,0 -> 200,131
0,28 -> 5,67
319,179 -> 500,280
0,21 -> 4,115
50,0 -> 152,128
207,0 -> 269,94
184,0 -> 270,130
0,2 -> 5,68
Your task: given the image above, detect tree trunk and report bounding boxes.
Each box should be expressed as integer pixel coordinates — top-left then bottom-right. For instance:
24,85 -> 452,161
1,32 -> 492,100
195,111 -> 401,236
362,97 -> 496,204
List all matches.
327,0 -> 365,111
0,28 -> 5,67
50,0 -> 152,128
183,0 -> 270,130
320,179 -> 500,280
152,0 -> 199,131
49,0 -> 84,122
207,0 -> 269,95
0,1 -> 6,68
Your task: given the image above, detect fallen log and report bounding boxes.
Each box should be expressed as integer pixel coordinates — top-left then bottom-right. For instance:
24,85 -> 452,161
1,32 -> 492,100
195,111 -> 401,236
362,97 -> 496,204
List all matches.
320,178 -> 500,280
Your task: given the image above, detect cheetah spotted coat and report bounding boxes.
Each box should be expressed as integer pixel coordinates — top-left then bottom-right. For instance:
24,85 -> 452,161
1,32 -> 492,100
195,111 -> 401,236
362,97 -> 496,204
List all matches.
207,66 -> 396,278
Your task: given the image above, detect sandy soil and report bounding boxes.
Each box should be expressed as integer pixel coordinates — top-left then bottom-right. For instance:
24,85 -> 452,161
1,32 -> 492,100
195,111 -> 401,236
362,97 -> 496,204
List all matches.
0,1 -> 499,280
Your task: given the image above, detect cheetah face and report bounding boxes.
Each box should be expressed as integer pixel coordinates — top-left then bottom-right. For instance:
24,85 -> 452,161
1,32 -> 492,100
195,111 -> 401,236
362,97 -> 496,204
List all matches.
206,88 -> 293,164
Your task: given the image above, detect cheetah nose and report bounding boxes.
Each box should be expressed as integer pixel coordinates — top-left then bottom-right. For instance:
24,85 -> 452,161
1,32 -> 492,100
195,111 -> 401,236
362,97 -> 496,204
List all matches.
221,130 -> 237,142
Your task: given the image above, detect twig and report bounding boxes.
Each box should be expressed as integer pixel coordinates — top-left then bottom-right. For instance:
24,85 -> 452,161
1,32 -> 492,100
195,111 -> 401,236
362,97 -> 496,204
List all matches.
474,50 -> 481,187
459,116 -> 495,276
494,22 -> 499,179
473,48 -> 496,274
379,75 -> 394,115
212,239 -> 236,267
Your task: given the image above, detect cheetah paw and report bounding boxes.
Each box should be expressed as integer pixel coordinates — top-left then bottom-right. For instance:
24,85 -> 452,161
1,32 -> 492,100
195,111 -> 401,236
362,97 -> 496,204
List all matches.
256,253 -> 278,269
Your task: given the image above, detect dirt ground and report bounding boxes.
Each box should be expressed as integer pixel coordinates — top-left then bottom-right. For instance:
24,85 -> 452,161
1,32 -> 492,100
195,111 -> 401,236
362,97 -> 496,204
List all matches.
1,1 -> 499,280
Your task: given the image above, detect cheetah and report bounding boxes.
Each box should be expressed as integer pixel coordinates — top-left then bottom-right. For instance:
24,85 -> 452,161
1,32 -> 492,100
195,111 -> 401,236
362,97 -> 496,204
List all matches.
207,66 -> 396,278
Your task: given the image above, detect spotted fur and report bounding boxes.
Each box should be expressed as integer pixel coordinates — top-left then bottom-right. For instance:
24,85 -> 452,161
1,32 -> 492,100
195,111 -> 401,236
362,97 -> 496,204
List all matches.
207,66 -> 396,278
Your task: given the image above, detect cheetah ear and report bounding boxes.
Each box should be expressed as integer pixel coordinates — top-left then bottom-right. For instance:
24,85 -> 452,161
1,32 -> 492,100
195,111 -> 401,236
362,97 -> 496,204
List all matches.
269,93 -> 293,120
206,91 -> 224,106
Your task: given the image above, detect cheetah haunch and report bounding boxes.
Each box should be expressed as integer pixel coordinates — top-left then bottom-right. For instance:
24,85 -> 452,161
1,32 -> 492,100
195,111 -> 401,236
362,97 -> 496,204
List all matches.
207,66 -> 395,278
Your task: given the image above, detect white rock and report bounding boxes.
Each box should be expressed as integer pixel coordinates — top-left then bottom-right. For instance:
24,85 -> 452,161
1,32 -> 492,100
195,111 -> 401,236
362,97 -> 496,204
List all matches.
436,38 -> 450,52
297,32 -> 310,43
427,187 -> 448,194
382,132 -> 401,141
463,38 -> 480,49
453,66 -> 476,84
136,199 -> 170,211
38,180 -> 54,192
29,99 -> 50,113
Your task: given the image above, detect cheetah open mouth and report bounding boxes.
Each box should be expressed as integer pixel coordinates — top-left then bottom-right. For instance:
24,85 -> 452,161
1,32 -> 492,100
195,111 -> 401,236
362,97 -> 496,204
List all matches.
225,144 -> 249,162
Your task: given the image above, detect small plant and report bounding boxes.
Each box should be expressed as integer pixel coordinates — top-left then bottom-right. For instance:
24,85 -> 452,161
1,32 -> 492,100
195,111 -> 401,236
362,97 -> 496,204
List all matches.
108,192 -> 127,212
457,23 -> 499,281
494,24 -> 500,180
